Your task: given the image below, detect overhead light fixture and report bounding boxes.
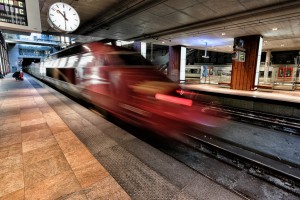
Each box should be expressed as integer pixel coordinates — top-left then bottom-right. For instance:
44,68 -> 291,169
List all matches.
162,41 -> 165,44
202,42 -> 209,58
222,32 -> 226,36
272,27 -> 278,31
281,44 -> 284,47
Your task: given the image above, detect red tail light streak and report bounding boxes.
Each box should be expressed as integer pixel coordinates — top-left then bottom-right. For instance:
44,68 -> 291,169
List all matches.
155,93 -> 193,106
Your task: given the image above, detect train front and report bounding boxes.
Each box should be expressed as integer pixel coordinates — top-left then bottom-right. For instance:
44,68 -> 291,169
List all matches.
100,50 -> 227,138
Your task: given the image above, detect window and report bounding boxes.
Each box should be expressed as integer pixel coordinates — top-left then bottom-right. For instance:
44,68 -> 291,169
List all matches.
105,53 -> 152,66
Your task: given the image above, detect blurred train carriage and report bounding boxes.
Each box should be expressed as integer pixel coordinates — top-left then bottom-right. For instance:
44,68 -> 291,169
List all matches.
28,41 -> 225,137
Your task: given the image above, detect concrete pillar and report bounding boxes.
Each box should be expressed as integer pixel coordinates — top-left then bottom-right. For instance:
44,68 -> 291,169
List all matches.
133,41 -> 146,58
8,43 -> 19,72
264,50 -> 271,84
168,45 -> 186,82
231,35 -> 263,90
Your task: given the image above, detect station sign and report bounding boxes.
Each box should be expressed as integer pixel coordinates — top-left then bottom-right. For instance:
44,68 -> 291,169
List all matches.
0,0 -> 41,33
0,0 -> 27,26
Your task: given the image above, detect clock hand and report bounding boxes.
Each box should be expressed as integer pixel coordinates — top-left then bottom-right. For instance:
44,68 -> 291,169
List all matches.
56,10 -> 68,21
63,11 -> 69,21
63,11 -> 67,31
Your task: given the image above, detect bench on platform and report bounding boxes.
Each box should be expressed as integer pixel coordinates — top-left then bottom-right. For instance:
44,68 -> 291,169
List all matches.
272,81 -> 296,90
256,85 -> 273,90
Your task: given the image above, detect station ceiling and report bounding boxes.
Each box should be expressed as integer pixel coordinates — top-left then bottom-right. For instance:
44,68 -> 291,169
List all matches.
39,0 -> 300,53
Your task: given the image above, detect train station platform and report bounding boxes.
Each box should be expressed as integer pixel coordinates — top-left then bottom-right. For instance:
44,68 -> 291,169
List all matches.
181,83 -> 300,120
0,74 -> 247,200
0,74 -> 130,199
182,83 -> 300,104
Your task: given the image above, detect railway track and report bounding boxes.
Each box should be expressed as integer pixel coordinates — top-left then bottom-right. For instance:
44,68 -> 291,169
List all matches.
181,131 -> 300,196
188,95 -> 300,135
211,105 -> 300,135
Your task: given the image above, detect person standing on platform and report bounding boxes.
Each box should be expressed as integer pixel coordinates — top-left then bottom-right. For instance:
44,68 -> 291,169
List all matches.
203,65 -> 208,83
19,71 -> 24,80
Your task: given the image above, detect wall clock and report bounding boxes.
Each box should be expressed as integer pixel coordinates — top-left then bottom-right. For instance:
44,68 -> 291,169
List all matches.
48,2 -> 80,33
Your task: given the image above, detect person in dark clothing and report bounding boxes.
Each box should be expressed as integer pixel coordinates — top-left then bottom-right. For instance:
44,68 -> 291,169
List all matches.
12,71 -> 21,80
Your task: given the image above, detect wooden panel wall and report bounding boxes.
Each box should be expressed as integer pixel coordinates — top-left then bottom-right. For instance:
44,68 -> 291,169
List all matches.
168,45 -> 181,82
231,35 -> 261,90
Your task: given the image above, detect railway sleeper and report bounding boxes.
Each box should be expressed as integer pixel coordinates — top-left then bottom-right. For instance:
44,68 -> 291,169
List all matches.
248,167 -> 299,196
184,134 -> 300,196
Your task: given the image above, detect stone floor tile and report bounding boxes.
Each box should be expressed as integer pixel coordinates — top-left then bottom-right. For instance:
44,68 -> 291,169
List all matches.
1,122 -> 20,132
24,170 -> 81,200
0,188 -> 24,200
64,148 -> 95,169
4,115 -> 20,124
59,191 -> 88,200
0,143 -> 22,160
54,130 -> 79,142
72,158 -> 109,188
23,144 -> 62,166
24,153 -> 71,187
85,176 -> 131,200
20,108 -> 40,114
0,133 -> 22,148
21,128 -> 52,142
20,117 -> 46,127
56,136 -> 86,155
0,154 -> 23,174
22,134 -> 57,153
20,112 -> 43,121
21,122 -> 49,134
47,121 -> 70,134
0,126 -> 21,137
39,106 -> 54,114
0,167 -> 24,198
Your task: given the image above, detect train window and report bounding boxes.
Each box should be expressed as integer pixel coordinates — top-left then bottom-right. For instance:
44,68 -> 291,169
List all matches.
78,53 -> 94,68
46,68 -> 76,84
286,69 -> 291,77
105,53 -> 152,66
57,45 -> 88,58
94,55 -> 105,66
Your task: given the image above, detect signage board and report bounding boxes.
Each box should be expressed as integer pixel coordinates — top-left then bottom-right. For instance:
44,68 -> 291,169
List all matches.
232,51 -> 246,62
0,0 -> 41,32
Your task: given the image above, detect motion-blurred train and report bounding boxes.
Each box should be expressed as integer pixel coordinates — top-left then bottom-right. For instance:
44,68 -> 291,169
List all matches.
28,41 -> 226,137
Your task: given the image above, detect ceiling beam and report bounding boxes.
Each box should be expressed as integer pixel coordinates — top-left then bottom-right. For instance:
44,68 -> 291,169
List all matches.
127,0 -> 300,41
75,0 -> 167,35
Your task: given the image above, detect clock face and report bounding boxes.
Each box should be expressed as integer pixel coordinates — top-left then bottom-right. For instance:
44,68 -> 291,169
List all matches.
48,2 -> 80,33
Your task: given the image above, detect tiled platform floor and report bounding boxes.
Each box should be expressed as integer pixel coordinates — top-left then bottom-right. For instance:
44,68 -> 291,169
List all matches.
0,76 -> 130,199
